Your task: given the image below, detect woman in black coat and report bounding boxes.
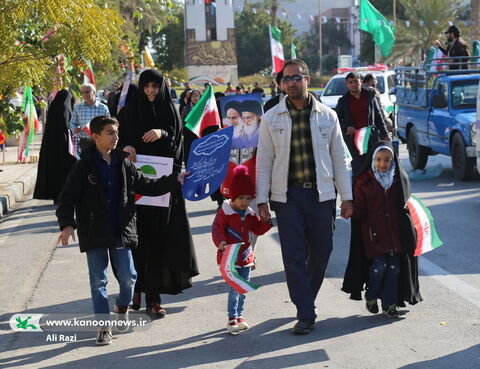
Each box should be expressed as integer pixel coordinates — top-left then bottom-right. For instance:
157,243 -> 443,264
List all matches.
34,90 -> 76,203
118,69 -> 199,317
342,141 -> 422,309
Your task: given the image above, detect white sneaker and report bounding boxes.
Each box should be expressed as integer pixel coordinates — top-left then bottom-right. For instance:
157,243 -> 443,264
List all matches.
227,319 -> 240,335
237,317 -> 249,330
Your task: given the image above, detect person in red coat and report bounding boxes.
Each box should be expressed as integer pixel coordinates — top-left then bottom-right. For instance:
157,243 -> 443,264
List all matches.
348,142 -> 421,318
211,165 -> 272,334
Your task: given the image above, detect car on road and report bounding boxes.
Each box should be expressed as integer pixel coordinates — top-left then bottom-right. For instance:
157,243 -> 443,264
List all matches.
320,66 -> 396,120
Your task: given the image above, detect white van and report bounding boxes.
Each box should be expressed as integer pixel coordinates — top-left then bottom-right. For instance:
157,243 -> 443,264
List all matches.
321,66 -> 396,119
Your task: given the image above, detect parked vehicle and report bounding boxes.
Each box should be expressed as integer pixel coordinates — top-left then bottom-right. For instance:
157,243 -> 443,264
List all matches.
395,59 -> 479,180
320,66 -> 396,121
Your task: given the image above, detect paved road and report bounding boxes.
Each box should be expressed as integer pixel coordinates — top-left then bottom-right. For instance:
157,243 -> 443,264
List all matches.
0,144 -> 479,369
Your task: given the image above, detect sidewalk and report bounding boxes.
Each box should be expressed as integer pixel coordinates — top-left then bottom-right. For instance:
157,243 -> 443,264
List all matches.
0,134 -> 40,217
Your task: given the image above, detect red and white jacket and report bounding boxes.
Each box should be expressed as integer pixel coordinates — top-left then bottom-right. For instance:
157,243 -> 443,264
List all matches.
212,200 -> 272,267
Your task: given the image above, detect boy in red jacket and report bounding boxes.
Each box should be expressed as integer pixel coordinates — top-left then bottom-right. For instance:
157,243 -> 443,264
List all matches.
212,165 -> 272,334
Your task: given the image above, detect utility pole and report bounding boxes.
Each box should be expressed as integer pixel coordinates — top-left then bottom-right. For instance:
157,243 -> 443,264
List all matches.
318,2 -> 322,75
393,0 -> 396,22
271,0 -> 278,27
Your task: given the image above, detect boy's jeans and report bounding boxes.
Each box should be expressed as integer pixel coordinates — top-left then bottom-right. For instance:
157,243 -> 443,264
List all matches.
227,266 -> 251,318
365,253 -> 400,309
86,241 -> 137,315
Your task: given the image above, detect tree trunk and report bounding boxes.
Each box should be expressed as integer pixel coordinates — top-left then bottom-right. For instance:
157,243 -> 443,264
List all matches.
271,0 -> 278,26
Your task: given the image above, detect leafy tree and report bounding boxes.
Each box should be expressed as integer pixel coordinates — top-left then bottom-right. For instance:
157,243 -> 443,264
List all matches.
235,3 -> 298,76
0,0 -> 123,93
299,22 -> 352,73
387,0 -> 466,65
151,3 -> 184,72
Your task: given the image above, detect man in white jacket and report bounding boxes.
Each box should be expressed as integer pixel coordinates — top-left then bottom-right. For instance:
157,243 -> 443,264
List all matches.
256,60 -> 353,335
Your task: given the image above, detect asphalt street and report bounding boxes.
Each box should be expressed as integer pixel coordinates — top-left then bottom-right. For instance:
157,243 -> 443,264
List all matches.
0,143 -> 479,369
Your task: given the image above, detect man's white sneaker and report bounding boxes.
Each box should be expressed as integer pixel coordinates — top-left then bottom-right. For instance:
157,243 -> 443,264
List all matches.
237,317 -> 249,330
227,319 -> 240,335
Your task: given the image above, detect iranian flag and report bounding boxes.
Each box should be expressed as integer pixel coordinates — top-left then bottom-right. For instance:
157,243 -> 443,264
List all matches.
18,87 -> 39,162
184,84 -> 220,137
269,25 -> 285,74
354,126 -> 372,155
406,195 -> 443,256
426,46 -> 446,72
81,122 -> 91,136
67,130 -> 79,159
82,61 -> 96,86
219,243 -> 261,295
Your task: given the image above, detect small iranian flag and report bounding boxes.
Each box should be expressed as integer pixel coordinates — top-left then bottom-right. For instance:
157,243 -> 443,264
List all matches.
82,61 -> 96,86
82,122 -> 91,136
18,87 -> 39,162
67,130 -> 79,159
406,195 -> 443,256
354,126 -> 371,155
219,243 -> 261,295
269,25 -> 285,74
184,84 -> 220,137
426,46 -> 445,72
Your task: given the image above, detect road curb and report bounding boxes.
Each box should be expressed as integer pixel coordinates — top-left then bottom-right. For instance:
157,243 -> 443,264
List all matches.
0,168 -> 37,217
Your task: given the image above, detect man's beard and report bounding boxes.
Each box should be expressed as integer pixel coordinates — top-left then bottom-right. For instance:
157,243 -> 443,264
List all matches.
243,122 -> 258,137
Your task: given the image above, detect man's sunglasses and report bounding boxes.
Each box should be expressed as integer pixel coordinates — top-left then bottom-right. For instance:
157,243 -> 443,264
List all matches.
282,74 -> 307,83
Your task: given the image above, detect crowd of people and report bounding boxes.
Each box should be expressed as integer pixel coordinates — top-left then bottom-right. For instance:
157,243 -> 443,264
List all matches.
32,50 -> 425,345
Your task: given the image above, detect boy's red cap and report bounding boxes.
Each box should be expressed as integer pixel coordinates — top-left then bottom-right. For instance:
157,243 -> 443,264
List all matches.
230,165 -> 255,200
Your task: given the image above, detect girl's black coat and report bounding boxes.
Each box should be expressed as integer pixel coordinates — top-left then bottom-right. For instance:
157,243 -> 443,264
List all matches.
341,141 -> 423,306
56,146 -> 180,253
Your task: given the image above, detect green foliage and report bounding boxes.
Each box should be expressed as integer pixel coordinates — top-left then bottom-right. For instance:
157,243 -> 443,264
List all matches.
0,96 -> 24,136
164,67 -> 188,85
151,3 -> 184,71
235,3 -> 298,76
388,0 -> 466,64
299,22 -> 352,73
0,0 -> 123,93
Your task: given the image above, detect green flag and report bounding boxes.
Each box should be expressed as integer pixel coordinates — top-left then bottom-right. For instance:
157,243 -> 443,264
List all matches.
472,40 -> 480,64
291,43 -> 297,59
359,0 -> 395,57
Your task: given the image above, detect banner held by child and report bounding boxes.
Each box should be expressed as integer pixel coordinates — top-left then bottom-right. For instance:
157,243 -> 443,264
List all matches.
406,195 -> 443,256
220,243 -> 261,295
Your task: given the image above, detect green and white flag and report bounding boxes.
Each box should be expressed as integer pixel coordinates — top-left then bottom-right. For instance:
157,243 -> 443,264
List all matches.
426,46 -> 446,72
472,40 -> 480,66
406,195 -> 443,256
359,0 -> 395,57
291,42 -> 297,59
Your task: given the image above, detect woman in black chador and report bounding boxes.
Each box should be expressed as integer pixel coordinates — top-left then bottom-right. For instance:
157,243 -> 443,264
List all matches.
34,90 -> 76,203
118,69 -> 198,317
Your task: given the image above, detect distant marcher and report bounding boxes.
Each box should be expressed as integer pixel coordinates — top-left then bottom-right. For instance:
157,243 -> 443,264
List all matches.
118,69 -> 199,317
235,86 -> 243,94
251,82 -> 265,97
181,89 -> 201,164
34,90 -> 77,203
434,25 -> 470,70
342,141 -> 422,317
56,116 -> 188,345
335,72 -> 390,177
256,59 -> 353,335
179,82 -> 191,112
269,79 -> 278,98
224,83 -> 236,96
166,79 -> 178,101
362,73 -> 393,133
69,83 -> 110,156
212,165 -> 272,334
107,81 -> 121,116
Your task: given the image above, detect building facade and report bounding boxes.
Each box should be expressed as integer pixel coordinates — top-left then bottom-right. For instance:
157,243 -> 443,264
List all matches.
184,0 -> 238,85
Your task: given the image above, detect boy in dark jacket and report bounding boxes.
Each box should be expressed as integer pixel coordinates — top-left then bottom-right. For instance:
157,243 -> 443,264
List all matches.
211,165 -> 272,335
56,116 -> 188,345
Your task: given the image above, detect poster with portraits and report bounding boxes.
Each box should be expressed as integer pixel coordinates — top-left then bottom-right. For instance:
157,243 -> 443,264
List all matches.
218,93 -> 264,199
219,93 -> 263,150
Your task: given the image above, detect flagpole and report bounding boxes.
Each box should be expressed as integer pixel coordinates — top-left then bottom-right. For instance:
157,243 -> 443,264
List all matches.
318,2 -> 323,76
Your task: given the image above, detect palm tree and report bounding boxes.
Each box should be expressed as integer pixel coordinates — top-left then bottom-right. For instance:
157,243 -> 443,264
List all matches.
387,0 -> 465,65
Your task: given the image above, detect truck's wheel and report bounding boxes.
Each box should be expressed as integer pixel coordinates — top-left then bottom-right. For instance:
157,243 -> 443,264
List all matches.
451,132 -> 475,180
407,127 -> 429,169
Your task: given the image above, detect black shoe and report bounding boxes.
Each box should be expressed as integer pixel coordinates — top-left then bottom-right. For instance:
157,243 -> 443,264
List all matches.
131,292 -> 141,311
292,319 -> 315,335
366,299 -> 379,314
382,305 -> 399,318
